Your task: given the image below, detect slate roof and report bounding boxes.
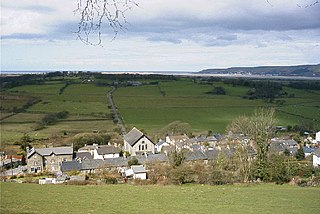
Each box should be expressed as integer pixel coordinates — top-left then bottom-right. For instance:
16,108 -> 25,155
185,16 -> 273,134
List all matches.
136,153 -> 169,163
131,165 -> 146,173
204,149 -> 220,160
167,134 -> 189,142
97,145 -> 120,155
124,127 -> 144,146
314,148 -> 320,156
76,152 -> 93,160
303,147 -> 315,154
61,160 -> 81,172
81,159 -> 104,170
185,150 -> 207,161
27,147 -> 73,158
103,157 -> 128,167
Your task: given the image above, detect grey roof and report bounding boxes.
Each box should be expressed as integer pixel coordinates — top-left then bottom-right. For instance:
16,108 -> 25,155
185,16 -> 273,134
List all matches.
156,140 -> 166,147
76,152 -> 93,160
124,127 -> 144,146
28,147 -> 73,158
81,159 -> 104,170
131,165 -> 146,173
313,148 -> 320,156
204,149 -> 220,160
303,147 -> 315,154
97,145 -> 120,155
136,153 -> 169,163
185,150 -> 208,161
61,160 -> 81,172
103,157 -> 128,167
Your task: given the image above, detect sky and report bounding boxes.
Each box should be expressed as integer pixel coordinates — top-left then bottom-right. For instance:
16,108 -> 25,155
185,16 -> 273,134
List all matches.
1,0 -> 320,72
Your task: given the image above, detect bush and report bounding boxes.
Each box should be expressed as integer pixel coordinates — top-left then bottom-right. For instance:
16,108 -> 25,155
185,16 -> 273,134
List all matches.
168,165 -> 194,184
128,157 -> 139,166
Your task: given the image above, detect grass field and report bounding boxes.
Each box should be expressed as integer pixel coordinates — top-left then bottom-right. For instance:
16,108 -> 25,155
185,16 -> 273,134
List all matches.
1,77 -> 320,144
1,183 -> 319,214
1,82 -> 116,145
114,79 -> 320,133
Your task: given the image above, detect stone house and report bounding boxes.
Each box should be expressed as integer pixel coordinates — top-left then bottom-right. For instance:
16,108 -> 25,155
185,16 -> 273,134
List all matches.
124,127 -> 155,156
27,147 -> 73,173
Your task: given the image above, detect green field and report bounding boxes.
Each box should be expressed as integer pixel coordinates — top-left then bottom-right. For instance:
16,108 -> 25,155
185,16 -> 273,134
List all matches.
1,183 -> 319,214
114,79 -> 320,133
1,77 -> 320,144
1,82 -> 116,145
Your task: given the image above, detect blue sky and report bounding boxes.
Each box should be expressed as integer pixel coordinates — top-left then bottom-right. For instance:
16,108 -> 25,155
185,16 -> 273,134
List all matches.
1,0 -> 320,72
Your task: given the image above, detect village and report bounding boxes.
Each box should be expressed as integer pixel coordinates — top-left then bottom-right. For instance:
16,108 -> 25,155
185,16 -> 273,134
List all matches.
1,127 -> 320,185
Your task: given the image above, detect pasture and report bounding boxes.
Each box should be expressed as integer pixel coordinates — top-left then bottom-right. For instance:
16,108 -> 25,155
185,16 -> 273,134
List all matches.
1,183 -> 319,214
114,79 -> 320,133
1,76 -> 320,145
1,82 -> 116,145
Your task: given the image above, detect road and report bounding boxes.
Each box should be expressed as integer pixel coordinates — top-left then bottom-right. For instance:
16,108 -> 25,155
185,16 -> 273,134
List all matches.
107,86 -> 127,136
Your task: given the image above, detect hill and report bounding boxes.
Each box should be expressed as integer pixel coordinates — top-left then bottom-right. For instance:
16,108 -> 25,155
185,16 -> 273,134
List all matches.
199,64 -> 320,77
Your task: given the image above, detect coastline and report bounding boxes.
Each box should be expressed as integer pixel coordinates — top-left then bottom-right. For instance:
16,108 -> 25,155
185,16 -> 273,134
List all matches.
1,70 -> 320,80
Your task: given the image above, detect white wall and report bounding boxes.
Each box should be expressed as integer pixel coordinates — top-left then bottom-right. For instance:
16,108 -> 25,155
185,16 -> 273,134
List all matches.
134,172 -> 147,180
313,155 -> 320,167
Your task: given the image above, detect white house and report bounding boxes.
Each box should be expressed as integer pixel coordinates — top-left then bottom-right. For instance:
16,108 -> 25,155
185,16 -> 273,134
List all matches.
93,145 -> 120,160
155,140 -> 170,153
125,165 -> 147,180
124,127 -> 155,156
316,131 -> 320,143
313,148 -> 320,167
165,134 -> 189,145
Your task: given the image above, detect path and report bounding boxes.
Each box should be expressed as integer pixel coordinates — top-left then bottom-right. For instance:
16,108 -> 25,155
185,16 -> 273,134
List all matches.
107,86 -> 127,136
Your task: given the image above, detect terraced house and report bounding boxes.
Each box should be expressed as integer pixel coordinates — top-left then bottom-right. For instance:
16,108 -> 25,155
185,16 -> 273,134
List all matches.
26,146 -> 73,173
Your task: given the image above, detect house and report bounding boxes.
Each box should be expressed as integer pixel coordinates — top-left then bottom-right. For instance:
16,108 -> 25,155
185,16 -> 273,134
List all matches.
125,165 -> 147,180
77,144 -> 97,156
124,127 -> 155,156
303,147 -> 316,157
155,140 -> 170,153
93,145 -> 120,160
76,152 -> 93,161
165,134 -> 189,145
77,144 -> 120,160
0,155 -> 24,169
269,138 -> 299,155
313,148 -> 320,167
316,131 -> 320,143
27,146 -> 73,173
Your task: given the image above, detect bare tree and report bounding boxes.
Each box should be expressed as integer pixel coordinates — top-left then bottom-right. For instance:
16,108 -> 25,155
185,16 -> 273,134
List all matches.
74,0 -> 138,45
227,108 -> 276,180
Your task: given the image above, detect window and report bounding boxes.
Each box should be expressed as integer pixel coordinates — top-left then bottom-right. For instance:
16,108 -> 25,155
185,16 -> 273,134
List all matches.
145,144 -> 147,150
51,159 -> 55,164
37,167 -> 41,170
31,167 -> 35,172
34,161 -> 38,166
34,154 -> 37,159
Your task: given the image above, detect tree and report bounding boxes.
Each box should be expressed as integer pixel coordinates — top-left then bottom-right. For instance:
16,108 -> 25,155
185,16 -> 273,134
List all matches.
169,150 -> 185,168
74,0 -> 138,45
20,133 -> 33,152
295,146 -> 305,161
128,157 -> 139,166
227,108 -> 276,180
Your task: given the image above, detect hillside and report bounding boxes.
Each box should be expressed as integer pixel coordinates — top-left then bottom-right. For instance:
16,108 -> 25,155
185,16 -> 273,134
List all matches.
199,64 -> 320,77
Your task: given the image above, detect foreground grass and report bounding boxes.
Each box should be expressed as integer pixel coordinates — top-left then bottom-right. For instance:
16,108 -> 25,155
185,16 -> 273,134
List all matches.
1,183 -> 319,214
